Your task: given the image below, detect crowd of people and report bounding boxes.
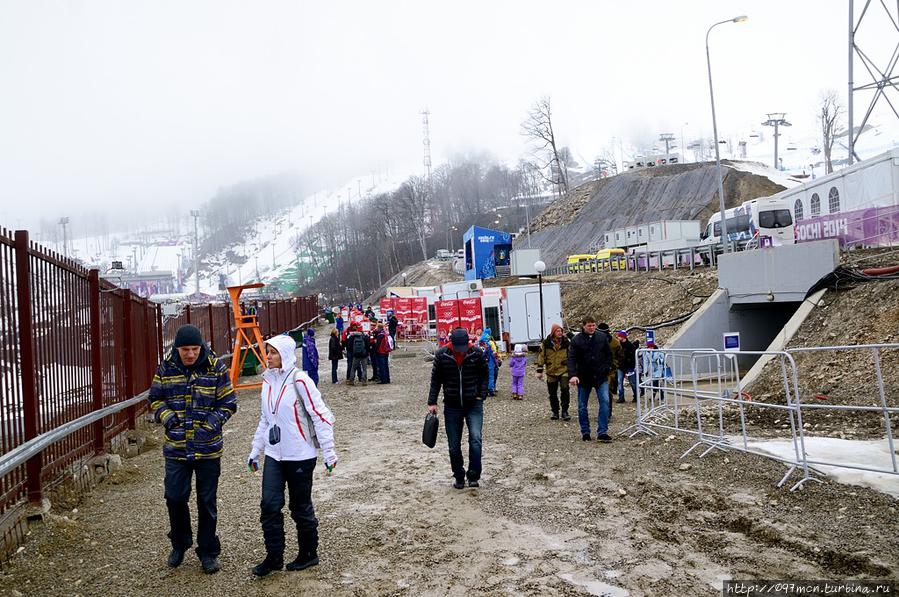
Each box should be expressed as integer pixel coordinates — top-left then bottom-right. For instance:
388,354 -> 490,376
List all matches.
426,316 -> 667,489
145,309 -> 670,575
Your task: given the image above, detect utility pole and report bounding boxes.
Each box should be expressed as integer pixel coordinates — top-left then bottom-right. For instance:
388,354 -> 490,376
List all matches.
658,133 -> 675,155
58,217 -> 69,257
421,109 -> 433,192
761,113 -> 791,171
190,210 -> 200,296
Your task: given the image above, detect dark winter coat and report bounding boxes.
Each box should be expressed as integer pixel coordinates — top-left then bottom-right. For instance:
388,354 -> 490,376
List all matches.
428,345 -> 489,407
619,339 -> 637,372
148,347 -> 237,460
567,331 -> 613,388
328,334 -> 343,361
387,315 -> 399,335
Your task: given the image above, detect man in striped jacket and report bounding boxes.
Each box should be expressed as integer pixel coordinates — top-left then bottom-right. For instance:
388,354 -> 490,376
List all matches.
148,324 -> 237,574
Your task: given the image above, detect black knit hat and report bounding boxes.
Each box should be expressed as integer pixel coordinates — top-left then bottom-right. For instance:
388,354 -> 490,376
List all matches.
174,324 -> 204,348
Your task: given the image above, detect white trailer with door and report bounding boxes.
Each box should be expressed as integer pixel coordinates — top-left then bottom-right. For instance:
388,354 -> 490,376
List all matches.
501,282 -> 563,346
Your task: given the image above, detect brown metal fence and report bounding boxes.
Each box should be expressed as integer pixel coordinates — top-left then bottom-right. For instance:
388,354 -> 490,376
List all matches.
0,229 -> 318,556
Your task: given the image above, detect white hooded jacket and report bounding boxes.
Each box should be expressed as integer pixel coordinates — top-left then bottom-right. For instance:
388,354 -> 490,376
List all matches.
250,335 -> 336,464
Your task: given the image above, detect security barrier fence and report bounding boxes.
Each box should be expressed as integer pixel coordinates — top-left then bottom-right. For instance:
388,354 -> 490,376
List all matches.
0,228 -> 318,558
624,345 -> 899,492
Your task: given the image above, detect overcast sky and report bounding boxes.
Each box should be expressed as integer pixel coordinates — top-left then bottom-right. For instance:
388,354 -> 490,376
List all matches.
0,0 -> 895,230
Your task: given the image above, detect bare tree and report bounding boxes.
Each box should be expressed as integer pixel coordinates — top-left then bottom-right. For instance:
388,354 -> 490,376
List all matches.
521,96 -> 569,196
819,89 -> 844,174
394,176 -> 430,261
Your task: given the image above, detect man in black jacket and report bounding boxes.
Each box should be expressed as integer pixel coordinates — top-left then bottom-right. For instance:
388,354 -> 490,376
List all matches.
568,317 -> 614,443
615,330 -> 638,403
427,328 -> 489,489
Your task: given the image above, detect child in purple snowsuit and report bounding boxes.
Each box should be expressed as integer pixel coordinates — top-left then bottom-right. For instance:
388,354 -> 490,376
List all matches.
510,344 -> 528,400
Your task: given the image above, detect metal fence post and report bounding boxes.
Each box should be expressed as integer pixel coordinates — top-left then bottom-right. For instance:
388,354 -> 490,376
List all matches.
89,270 -> 105,455
207,303 -> 216,354
156,304 -> 164,362
122,290 -> 136,429
14,230 -> 42,503
185,304 -> 192,325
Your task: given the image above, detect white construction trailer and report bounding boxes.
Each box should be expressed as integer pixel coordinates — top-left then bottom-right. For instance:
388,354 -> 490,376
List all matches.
501,282 -> 563,346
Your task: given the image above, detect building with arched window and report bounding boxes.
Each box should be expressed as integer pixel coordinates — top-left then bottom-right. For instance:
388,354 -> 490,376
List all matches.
793,198 -> 804,220
828,187 -> 840,213
810,193 -> 820,216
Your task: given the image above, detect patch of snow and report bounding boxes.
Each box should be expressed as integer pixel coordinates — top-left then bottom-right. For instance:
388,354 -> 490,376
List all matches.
737,436 -> 899,498
725,161 -> 803,190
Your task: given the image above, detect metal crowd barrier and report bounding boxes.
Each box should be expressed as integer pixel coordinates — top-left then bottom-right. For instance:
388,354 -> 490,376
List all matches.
621,345 -> 899,492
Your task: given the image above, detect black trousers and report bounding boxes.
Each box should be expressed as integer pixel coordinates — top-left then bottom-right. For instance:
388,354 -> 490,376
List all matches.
260,456 -> 318,559
547,376 -> 570,415
164,458 -> 221,559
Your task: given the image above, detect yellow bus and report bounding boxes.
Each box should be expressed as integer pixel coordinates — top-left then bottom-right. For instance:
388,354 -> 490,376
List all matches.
566,254 -> 596,273
595,248 -> 626,270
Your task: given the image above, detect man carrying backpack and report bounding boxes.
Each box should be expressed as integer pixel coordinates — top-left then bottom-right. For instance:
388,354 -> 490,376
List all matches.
346,327 -> 370,386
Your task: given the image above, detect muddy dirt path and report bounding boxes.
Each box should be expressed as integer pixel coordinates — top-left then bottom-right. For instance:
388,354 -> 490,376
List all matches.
2,334 -> 897,596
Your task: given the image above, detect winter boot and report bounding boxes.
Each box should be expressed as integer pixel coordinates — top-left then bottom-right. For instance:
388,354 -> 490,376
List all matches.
286,550 -> 319,572
252,554 -> 283,577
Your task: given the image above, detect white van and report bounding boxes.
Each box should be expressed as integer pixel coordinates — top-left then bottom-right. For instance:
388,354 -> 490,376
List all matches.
701,197 -> 795,247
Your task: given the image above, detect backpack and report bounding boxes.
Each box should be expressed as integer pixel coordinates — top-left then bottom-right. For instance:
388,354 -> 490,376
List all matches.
351,334 -> 368,358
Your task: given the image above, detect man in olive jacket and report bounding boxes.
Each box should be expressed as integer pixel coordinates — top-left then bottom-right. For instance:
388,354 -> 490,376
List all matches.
148,324 -> 237,574
536,323 -> 571,421
427,328 -> 489,489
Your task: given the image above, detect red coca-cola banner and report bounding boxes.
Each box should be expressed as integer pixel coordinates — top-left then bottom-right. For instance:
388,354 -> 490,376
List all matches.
411,296 -> 428,323
379,297 -> 395,316
395,297 -> 412,321
458,297 -> 483,336
435,300 -> 461,344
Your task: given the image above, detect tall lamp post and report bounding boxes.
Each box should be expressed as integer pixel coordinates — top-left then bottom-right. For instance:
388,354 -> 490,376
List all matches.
534,260 -> 546,343
190,209 -> 201,295
706,15 -> 748,254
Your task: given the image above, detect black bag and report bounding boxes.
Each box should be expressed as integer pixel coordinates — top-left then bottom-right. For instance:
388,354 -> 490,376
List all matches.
422,413 -> 439,448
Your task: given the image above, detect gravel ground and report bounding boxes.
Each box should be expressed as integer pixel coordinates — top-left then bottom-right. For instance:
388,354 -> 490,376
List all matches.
2,331 -> 898,597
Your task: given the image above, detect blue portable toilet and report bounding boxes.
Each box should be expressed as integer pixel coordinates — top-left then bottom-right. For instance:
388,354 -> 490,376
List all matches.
462,225 -> 512,281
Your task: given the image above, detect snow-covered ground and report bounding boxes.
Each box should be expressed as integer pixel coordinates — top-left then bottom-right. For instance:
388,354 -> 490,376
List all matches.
198,171 -> 410,294
737,436 -> 899,498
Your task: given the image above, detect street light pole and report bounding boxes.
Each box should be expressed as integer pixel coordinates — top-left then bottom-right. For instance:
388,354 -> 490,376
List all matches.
706,15 -> 748,254
534,260 -> 546,343
190,210 -> 201,295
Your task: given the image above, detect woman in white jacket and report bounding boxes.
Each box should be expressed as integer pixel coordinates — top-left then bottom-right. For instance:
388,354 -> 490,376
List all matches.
248,334 -> 338,577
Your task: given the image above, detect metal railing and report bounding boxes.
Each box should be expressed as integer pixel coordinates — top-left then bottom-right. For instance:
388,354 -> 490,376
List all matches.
0,227 -> 319,558
622,345 -> 899,492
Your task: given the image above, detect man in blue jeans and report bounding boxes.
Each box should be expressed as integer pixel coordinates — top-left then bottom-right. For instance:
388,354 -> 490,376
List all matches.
567,317 -> 615,442
427,328 -> 489,489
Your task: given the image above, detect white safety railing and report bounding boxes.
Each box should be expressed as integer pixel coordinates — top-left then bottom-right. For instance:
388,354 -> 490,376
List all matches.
622,344 -> 899,492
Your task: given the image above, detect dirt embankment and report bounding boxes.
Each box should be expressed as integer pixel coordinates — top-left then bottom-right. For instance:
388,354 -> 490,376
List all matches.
744,251 -> 899,439
365,259 -> 461,303
490,269 -> 719,343
524,162 -> 786,267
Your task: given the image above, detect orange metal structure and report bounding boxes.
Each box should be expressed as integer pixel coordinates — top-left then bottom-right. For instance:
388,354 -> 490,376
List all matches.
227,283 -> 267,390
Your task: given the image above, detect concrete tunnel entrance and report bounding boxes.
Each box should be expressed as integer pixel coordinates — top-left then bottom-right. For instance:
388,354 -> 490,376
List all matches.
668,240 -> 840,374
